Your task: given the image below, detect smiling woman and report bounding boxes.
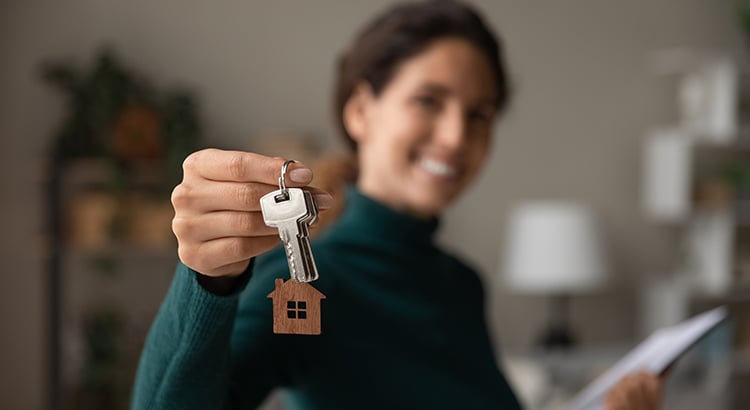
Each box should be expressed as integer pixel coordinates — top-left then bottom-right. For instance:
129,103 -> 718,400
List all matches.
131,1 -> 664,410
343,37 -> 500,218
327,0 -> 510,220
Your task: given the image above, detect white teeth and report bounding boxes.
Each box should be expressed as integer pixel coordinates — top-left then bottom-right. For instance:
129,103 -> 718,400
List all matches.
419,158 -> 458,177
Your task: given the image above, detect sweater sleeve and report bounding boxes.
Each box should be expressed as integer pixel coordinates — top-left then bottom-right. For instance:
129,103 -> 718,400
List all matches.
131,258 -> 285,410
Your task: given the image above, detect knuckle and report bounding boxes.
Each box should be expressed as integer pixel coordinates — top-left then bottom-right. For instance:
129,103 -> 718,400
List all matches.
227,237 -> 253,259
171,216 -> 193,238
236,212 -> 256,234
177,244 -> 197,267
236,184 -> 258,208
182,150 -> 203,173
170,184 -> 192,209
171,217 -> 182,237
189,253 -> 213,274
227,152 -> 247,180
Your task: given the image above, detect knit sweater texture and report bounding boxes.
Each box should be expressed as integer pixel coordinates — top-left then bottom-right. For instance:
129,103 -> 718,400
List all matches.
132,187 -> 521,409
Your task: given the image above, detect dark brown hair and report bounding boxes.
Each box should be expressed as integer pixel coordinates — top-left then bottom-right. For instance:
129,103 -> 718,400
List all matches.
334,0 -> 512,151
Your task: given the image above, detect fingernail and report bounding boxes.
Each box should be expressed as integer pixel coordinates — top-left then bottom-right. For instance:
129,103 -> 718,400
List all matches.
313,193 -> 334,209
289,167 -> 313,183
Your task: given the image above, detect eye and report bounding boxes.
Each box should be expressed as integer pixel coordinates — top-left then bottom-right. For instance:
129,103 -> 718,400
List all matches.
468,109 -> 493,125
414,95 -> 441,111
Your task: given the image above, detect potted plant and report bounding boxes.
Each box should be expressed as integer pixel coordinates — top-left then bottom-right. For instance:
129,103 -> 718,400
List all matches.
42,48 -> 201,249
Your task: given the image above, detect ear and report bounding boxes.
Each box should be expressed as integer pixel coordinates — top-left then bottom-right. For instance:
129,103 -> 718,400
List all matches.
342,82 -> 375,143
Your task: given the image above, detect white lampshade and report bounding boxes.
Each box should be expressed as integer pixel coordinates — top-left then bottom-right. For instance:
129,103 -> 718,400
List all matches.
502,201 -> 609,294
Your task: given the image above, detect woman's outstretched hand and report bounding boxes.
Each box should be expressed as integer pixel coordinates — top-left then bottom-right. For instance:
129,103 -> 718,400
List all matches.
604,371 -> 664,410
171,148 -> 333,278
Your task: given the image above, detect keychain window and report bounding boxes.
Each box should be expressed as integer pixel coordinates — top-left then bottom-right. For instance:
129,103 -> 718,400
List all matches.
286,301 -> 308,319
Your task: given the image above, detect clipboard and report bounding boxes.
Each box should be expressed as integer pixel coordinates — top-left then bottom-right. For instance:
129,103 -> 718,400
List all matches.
565,306 -> 729,410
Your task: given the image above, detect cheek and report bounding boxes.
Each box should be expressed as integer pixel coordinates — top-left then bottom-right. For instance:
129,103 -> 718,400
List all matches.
378,106 -> 428,153
466,135 -> 491,173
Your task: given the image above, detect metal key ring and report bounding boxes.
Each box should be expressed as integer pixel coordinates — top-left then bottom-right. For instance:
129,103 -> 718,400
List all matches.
277,159 -> 296,200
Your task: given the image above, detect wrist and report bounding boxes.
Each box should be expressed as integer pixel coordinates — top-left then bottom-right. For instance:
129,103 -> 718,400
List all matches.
193,259 -> 254,296
195,273 -> 241,296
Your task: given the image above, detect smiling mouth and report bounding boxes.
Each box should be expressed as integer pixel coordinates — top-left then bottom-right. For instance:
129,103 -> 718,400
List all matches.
418,158 -> 459,178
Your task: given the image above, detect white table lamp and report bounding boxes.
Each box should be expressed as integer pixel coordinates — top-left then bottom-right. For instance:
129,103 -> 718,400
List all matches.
502,201 -> 609,348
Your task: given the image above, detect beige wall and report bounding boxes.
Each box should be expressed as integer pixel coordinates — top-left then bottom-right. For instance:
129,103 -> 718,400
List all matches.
443,0 -> 743,349
0,1 -> 743,408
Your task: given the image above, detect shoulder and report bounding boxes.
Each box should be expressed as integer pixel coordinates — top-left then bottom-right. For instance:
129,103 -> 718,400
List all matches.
438,247 -> 487,295
439,246 -> 483,278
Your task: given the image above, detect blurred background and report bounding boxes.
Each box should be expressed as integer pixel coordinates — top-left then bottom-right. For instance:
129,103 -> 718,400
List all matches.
1,0 -> 750,409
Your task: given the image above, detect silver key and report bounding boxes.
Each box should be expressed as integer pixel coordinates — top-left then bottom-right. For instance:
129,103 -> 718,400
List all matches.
302,189 -> 318,225
260,187 -> 319,282
286,188 -> 317,277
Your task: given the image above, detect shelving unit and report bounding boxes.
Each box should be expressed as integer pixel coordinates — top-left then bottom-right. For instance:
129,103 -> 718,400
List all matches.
45,158 -> 177,410
641,50 -> 750,409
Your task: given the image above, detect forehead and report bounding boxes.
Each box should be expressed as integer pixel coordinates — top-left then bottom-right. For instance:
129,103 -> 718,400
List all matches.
385,37 -> 497,102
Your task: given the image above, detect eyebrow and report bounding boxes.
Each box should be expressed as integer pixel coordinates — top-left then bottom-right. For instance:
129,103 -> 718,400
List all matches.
416,83 -> 497,108
417,83 -> 450,95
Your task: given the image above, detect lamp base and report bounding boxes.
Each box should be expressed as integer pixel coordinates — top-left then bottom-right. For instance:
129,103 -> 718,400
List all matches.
537,294 -> 576,350
538,324 -> 576,349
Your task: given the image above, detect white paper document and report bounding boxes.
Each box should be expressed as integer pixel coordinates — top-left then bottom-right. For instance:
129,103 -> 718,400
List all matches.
566,306 -> 728,410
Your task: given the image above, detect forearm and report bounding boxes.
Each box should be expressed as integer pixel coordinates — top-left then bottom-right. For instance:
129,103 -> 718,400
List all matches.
131,263 -> 248,410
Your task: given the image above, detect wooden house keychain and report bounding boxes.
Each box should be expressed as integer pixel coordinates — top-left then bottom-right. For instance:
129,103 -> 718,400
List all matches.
260,160 -> 326,335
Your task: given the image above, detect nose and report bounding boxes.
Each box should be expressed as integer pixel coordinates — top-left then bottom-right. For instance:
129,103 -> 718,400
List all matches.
433,106 -> 468,151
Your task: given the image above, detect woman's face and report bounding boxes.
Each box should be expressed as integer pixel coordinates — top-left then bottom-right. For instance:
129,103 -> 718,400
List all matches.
347,37 -> 499,218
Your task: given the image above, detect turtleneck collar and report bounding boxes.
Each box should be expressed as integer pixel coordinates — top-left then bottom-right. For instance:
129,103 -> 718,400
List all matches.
332,185 -> 440,243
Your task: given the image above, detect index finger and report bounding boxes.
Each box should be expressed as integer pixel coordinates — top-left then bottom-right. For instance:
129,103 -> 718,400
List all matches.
184,149 -> 313,186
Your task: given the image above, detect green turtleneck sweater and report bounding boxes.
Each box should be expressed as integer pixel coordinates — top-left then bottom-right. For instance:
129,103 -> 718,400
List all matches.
132,188 -> 521,409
